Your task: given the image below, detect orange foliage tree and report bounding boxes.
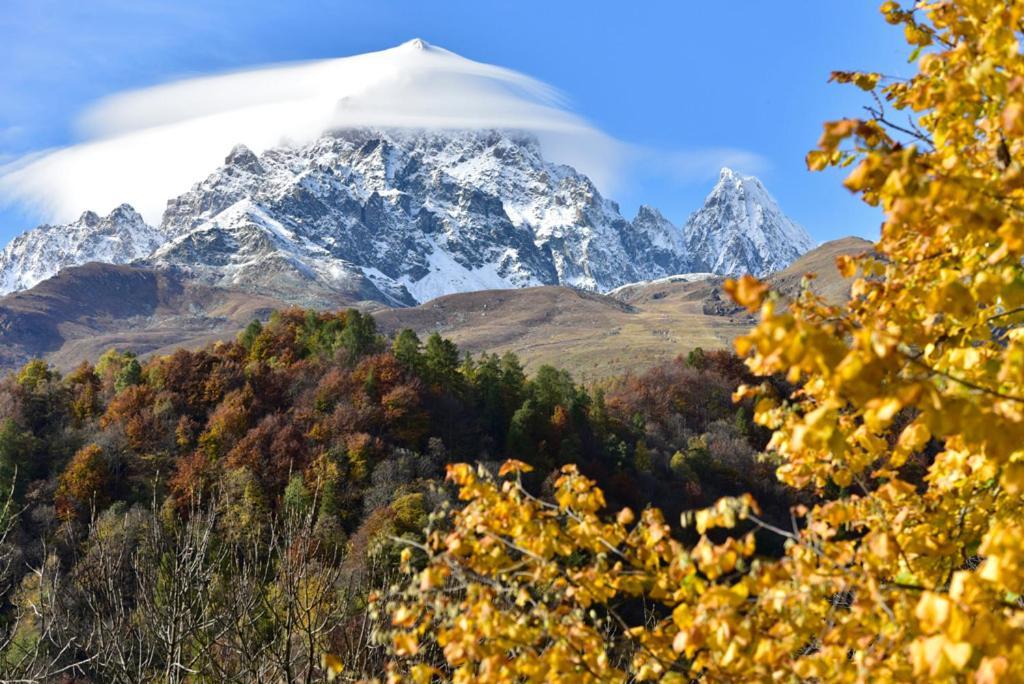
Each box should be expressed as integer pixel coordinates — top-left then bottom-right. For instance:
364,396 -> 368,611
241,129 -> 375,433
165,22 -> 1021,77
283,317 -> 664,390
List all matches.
55,444 -> 110,521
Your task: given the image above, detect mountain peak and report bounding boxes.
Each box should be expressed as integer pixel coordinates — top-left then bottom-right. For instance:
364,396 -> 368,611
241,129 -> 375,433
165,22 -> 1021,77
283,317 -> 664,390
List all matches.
78,210 -> 101,226
109,203 -> 142,220
715,166 -> 763,191
0,205 -> 165,295
153,127 -> 697,304
224,144 -> 264,173
683,169 -> 813,278
634,204 -> 668,223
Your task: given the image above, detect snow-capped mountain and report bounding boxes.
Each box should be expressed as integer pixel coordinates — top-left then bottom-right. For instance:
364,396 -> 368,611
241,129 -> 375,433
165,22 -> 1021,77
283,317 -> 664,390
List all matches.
0,205 -> 165,294
0,131 -> 813,306
149,129 -> 694,306
683,167 -> 814,277
0,35 -> 816,306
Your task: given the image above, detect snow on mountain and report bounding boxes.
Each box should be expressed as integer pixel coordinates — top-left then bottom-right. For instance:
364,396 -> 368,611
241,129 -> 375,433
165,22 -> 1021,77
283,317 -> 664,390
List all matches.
607,272 -> 716,297
149,129 -> 693,305
0,204 -> 165,294
682,167 -> 814,277
0,132 -> 813,307
0,37 -> 815,306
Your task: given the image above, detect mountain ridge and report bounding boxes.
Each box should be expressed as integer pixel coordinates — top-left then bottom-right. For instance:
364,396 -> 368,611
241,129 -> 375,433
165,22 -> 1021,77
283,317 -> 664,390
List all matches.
0,204 -> 166,294
0,129 -> 813,304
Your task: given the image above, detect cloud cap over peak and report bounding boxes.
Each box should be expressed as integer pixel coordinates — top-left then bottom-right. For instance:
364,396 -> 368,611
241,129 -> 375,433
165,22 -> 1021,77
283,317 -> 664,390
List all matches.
0,40 -> 622,224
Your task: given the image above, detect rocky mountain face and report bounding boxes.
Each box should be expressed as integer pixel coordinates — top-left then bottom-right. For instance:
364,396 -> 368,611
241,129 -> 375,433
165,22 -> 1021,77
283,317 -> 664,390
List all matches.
0,204 -> 165,294
0,129 -> 814,306
149,129 -> 695,306
682,167 -> 814,277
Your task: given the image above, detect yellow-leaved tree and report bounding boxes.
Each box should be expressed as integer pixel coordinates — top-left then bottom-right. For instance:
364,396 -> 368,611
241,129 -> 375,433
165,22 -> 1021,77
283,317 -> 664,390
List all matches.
380,2 -> 1024,681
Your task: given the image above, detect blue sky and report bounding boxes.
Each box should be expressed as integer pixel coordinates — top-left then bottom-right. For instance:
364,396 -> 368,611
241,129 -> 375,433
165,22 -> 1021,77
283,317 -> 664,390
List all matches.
0,1 -> 909,245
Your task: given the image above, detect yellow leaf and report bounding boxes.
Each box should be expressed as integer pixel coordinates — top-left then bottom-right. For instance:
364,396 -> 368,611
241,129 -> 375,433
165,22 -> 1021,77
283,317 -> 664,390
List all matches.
915,592 -> 951,632
976,656 -> 1009,684
943,641 -> 972,671
723,275 -> 769,312
321,653 -> 344,680
1004,102 -> 1024,136
835,254 -> 857,278
498,459 -> 534,476
617,507 -> 635,526
1001,460 -> 1024,495
393,632 -> 420,656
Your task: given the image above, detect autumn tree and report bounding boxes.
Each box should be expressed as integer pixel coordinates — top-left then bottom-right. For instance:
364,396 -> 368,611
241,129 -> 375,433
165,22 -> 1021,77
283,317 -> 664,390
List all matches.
382,3 -> 1024,682
65,361 -> 102,426
55,444 -> 110,521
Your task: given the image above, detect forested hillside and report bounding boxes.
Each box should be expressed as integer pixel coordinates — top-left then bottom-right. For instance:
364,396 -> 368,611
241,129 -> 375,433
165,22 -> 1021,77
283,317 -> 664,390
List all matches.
0,308 -> 791,680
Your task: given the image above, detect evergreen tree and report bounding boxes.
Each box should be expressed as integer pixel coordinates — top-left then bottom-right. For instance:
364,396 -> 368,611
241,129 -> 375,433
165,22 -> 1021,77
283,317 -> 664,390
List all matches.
392,329 -> 423,372
338,309 -> 380,360
283,474 -> 313,517
0,419 -> 32,497
686,346 -> 707,370
472,353 -> 506,439
423,333 -> 460,387
238,319 -> 263,351
499,352 -> 526,408
506,399 -> 541,461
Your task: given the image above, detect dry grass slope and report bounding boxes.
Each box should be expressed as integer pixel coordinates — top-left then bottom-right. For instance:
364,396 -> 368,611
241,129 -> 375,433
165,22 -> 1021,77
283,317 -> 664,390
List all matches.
0,238 -> 871,379
377,237 -> 871,381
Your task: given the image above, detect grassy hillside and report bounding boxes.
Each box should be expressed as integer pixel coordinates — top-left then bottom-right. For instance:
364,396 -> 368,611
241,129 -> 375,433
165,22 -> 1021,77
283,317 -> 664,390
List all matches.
377,280 -> 749,382
0,238 -> 871,379
379,237 -> 870,381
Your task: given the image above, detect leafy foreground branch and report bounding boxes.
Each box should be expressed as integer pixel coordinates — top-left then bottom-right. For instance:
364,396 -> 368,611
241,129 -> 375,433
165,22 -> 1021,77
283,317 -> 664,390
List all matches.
381,462 -> 768,682
380,1 -> 1024,681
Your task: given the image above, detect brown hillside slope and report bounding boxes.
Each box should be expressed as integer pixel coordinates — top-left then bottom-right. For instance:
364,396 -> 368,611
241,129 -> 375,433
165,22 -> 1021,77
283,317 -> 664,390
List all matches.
769,236 -> 873,303
0,238 -> 870,379
0,263 -> 287,370
376,282 -> 752,382
377,237 -> 872,380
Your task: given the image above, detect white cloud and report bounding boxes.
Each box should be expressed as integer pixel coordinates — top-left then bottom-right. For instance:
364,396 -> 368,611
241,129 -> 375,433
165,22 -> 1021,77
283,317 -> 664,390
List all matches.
0,39 -> 626,224
0,38 -> 766,227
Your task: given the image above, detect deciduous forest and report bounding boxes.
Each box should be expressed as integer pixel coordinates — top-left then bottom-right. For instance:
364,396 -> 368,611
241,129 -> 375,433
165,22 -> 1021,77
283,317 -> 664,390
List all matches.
0,308 -> 777,680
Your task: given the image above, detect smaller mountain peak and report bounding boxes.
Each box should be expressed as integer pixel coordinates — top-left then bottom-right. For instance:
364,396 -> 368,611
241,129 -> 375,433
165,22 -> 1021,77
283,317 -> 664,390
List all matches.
109,203 -> 141,220
634,204 -> 667,222
714,167 -> 767,195
716,167 -> 767,191
79,210 -> 101,226
225,144 -> 264,173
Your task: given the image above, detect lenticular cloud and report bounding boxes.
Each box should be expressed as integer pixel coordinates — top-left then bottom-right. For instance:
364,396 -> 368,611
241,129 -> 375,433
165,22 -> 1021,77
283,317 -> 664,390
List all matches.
0,39 -> 622,224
